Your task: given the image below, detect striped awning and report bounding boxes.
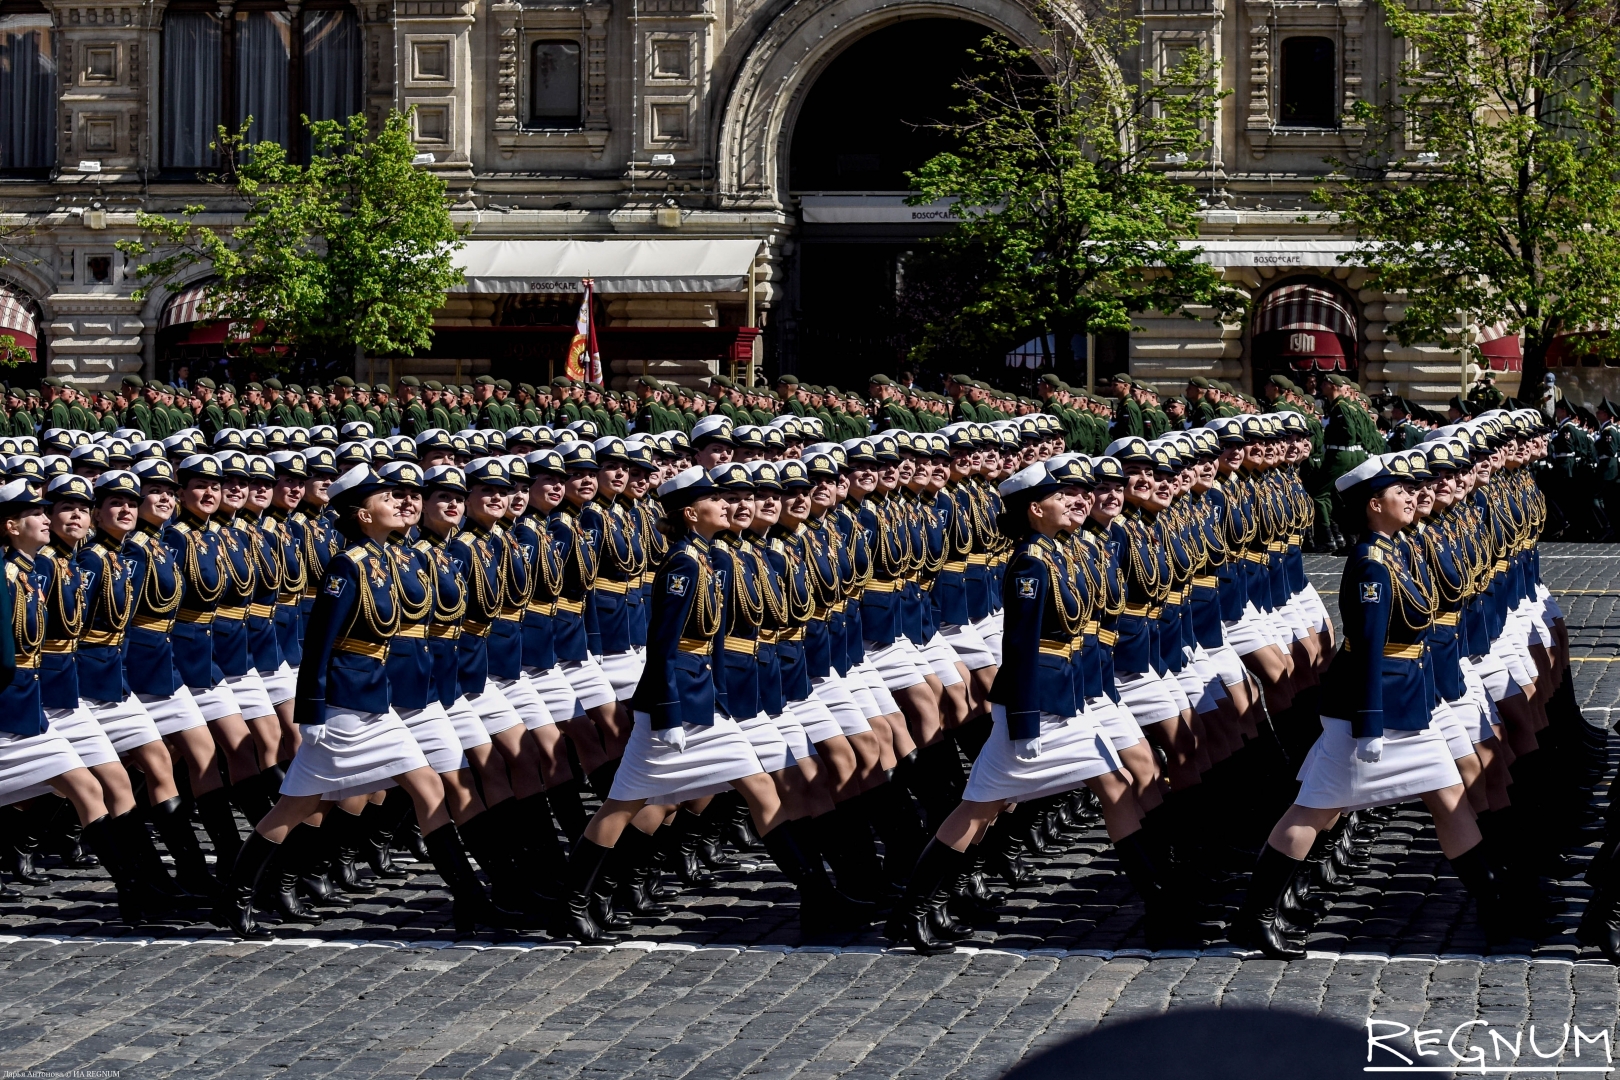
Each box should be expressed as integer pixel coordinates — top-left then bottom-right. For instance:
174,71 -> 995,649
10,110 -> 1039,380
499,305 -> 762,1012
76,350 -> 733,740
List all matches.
1252,283 -> 1358,339
1476,321 -> 1522,371
159,280 -> 215,328
0,284 -> 37,344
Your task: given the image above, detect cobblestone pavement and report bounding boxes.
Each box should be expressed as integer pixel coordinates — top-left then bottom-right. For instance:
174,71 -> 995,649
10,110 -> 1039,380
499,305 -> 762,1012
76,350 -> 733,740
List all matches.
2,545 -> 1619,1078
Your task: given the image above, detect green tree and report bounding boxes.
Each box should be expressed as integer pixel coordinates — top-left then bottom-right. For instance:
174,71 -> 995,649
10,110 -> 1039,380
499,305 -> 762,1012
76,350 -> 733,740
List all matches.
119,110 -> 464,368
904,4 -> 1239,370
1320,0 -> 1620,394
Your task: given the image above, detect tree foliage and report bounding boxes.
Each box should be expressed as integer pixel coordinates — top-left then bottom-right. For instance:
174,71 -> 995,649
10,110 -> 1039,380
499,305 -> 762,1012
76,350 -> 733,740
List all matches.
118,110 -> 464,367
1319,0 -> 1620,391
904,2 -> 1239,369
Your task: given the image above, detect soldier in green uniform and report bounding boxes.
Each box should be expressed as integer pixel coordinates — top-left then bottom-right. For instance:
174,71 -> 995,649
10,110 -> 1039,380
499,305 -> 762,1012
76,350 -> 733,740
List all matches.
420,381 -> 448,431
1187,377 -> 1216,425
516,384 -> 542,425
395,376 -> 428,435
41,377 -> 73,431
192,377 -> 227,439
1596,398 -> 1620,540
775,374 -> 806,416
1550,398 -> 1600,538
373,383 -> 399,433
1316,374 -> 1368,552
220,384 -> 246,430
115,375 -> 150,435
1107,373 -> 1144,440
548,377 -> 579,425
288,384 -> 314,427
1466,369 -> 1506,414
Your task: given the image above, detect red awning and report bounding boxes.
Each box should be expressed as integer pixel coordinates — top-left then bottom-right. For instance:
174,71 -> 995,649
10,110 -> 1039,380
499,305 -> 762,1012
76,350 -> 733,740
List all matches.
0,285 -> 39,361
1477,322 -> 1522,371
1253,283 -> 1358,339
1255,327 -> 1349,372
159,281 -> 261,346
1546,330 -> 1616,368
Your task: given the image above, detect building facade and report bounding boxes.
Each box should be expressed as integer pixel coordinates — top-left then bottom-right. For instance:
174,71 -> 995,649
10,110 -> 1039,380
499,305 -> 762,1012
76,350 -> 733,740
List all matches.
0,0 -> 1520,400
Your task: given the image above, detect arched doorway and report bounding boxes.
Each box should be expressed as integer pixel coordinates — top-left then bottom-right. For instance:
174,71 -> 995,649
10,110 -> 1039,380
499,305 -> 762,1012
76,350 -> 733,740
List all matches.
781,18 -> 999,387
1248,277 -> 1362,392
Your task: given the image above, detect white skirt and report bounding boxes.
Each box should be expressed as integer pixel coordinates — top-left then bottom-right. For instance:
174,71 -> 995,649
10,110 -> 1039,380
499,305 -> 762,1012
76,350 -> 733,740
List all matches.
84,695 -> 164,756
1294,717 -> 1462,811
1115,669 -> 1180,726
939,621 -> 997,671
1462,662 -> 1501,730
489,673 -> 555,730
443,696 -> 495,751
961,705 -> 1121,804
1431,700 -> 1480,761
524,665 -> 582,727
560,658 -> 616,713
1496,619 -> 1536,687
862,639 -> 930,692
44,706 -> 120,769
1468,651 -> 1521,703
261,662 -> 297,705
919,634 -> 965,687
597,649 -> 645,702
222,672 -> 276,720
810,674 -> 873,737
1171,651 -> 1212,713
465,687 -> 524,736
282,708 -> 430,800
1204,643 -> 1248,689
607,710 -> 764,804
849,659 -> 901,715
1298,583 -> 1331,634
191,683 -> 242,723
974,611 -> 1004,667
0,727 -> 84,807
738,710 -> 792,773
787,692 -> 847,746
398,701 -> 469,774
1222,605 -> 1275,658
768,708 -> 815,764
1085,696 -> 1146,752
138,686 -> 209,737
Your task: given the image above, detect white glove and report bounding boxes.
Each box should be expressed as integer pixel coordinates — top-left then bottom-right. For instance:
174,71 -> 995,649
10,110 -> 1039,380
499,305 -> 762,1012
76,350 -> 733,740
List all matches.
1355,736 -> 1384,763
1013,736 -> 1042,761
653,724 -> 688,752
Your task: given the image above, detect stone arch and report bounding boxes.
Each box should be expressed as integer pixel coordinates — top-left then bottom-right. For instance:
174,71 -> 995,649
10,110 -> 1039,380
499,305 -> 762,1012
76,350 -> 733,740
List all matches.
715,0 -> 1119,208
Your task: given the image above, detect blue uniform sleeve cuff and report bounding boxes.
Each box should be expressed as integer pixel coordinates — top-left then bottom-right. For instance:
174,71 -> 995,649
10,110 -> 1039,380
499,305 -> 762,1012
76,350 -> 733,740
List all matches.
1353,710 -> 1383,739
1005,709 -> 1042,741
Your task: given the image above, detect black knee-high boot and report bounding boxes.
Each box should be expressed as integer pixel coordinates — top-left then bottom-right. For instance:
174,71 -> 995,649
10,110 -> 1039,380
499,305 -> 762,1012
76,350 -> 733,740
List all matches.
1478,808 -> 1549,931
611,826 -> 670,918
555,837 -> 618,943
80,813 -> 163,925
5,800 -> 59,885
208,829 -> 280,939
509,794 -> 568,900
695,796 -> 739,867
422,822 -> 531,935
462,804 -> 549,915
296,821 -> 351,909
265,823 -> 324,923
588,837 -> 633,933
669,808 -> 715,886
866,781 -> 927,885
326,808 -> 377,894
228,769 -> 275,827
1230,844 -> 1307,959
1579,839 -> 1620,958
194,787 -> 243,872
979,811 -> 1036,889
149,796 -> 220,897
361,794 -> 410,878
112,808 -> 191,902
883,839 -> 968,955
909,742 -> 965,831
814,804 -> 889,906
759,819 -> 875,939
543,779 -> 592,846
585,759 -> 622,800
1113,829 -> 1196,949
1448,842 -> 1509,945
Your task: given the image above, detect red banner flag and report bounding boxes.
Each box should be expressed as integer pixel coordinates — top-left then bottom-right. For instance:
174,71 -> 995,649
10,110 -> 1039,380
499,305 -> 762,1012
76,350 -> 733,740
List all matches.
564,279 -> 602,384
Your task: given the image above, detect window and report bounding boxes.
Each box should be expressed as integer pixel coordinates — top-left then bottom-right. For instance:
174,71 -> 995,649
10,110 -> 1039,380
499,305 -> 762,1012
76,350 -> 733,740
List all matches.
162,3 -> 360,170
529,40 -> 581,128
1279,37 -> 1337,128
0,3 -> 56,175
162,10 -> 221,167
